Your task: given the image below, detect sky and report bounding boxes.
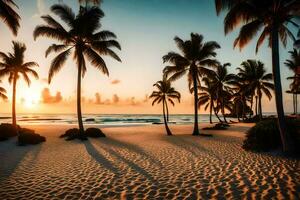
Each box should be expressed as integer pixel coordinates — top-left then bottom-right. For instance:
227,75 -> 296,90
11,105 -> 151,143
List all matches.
0,0 -> 297,114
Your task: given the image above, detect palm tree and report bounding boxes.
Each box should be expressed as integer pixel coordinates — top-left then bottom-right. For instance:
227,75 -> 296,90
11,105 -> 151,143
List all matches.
238,60 -> 274,120
0,41 -> 39,128
198,77 -> 217,124
231,80 -> 249,121
285,49 -> 300,115
79,0 -> 101,6
163,33 -> 220,135
34,4 -> 121,139
215,0 -> 300,152
0,0 -> 20,35
209,63 -> 235,123
150,76 -> 180,136
0,83 -> 7,100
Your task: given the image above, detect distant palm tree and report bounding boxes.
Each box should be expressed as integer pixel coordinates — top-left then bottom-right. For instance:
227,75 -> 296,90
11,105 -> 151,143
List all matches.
215,0 -> 300,152
0,83 -> 7,100
198,77 -> 217,124
78,0 -> 101,6
238,60 -> 274,120
0,41 -> 39,128
285,49 -> 300,115
34,4 -> 121,139
209,63 -> 235,123
163,33 -> 220,135
231,80 -> 249,121
0,0 -> 20,35
150,76 -> 180,136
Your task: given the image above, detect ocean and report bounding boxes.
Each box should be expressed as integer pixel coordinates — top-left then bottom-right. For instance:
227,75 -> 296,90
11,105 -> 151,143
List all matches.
0,114 -> 237,127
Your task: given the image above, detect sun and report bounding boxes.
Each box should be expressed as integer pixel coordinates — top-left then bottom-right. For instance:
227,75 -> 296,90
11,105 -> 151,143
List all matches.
22,91 -> 41,109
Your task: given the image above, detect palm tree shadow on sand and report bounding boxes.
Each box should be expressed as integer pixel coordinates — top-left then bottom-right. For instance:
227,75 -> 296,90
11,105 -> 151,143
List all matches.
161,135 -> 222,160
0,140 -> 42,181
84,139 -> 158,183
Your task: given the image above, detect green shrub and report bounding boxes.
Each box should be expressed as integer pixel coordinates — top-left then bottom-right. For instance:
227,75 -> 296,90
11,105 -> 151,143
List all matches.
243,118 -> 300,154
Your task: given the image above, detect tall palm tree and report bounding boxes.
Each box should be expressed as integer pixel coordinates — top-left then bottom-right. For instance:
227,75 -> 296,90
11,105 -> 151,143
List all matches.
163,33 -> 220,135
0,41 -> 39,128
231,80 -> 249,121
215,0 -> 300,152
150,76 -> 180,136
238,60 -> 274,120
285,48 -> 300,115
0,0 -> 20,35
34,4 -> 121,139
198,77 -> 217,124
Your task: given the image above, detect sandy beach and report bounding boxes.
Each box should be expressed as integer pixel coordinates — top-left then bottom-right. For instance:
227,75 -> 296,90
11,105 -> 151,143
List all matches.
0,123 -> 299,199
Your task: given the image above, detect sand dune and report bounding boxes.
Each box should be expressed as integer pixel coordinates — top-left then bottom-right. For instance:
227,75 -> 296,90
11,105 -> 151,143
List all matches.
0,124 -> 299,199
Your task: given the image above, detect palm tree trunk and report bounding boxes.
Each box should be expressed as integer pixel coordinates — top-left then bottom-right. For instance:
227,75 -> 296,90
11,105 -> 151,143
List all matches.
292,93 -> 295,115
163,99 -> 172,136
214,106 -> 222,122
192,72 -> 200,135
221,97 -> 227,123
209,99 -> 213,124
12,75 -> 17,129
250,95 -> 254,118
258,94 -> 262,121
255,96 -> 258,116
271,26 -> 292,153
166,101 -> 169,122
296,93 -> 298,116
77,55 -> 85,139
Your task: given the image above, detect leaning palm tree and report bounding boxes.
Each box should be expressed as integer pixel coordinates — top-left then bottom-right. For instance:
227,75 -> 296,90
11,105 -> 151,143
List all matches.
163,33 -> 220,135
34,4 -> 121,139
150,76 -> 180,136
238,60 -> 274,120
0,41 -> 39,128
0,0 -> 20,35
215,0 -> 300,152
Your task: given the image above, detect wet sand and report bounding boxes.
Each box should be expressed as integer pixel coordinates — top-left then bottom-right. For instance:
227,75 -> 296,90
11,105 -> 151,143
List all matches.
0,123 -> 299,199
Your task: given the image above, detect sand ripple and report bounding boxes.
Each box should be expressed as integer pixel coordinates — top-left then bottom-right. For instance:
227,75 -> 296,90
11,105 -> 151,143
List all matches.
0,124 -> 299,199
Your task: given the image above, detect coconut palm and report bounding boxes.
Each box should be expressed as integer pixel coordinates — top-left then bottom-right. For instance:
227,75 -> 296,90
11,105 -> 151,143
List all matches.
209,63 -> 235,123
215,0 -> 300,152
150,76 -> 180,136
285,48 -> 300,115
0,41 -> 39,128
231,80 -> 250,121
198,77 -> 217,124
33,4 -> 121,139
0,0 -> 20,35
238,60 -> 274,120
163,33 -> 220,135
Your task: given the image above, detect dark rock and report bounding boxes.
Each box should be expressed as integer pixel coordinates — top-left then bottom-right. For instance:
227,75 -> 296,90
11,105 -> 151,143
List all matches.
60,128 -> 87,141
18,128 -> 46,145
85,128 -> 106,138
0,123 -> 19,141
202,123 -> 228,130
85,118 -> 95,122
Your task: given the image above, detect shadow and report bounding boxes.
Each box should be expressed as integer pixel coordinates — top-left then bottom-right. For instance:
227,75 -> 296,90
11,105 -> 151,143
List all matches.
101,137 -> 162,167
83,140 -> 119,174
91,139 -> 157,183
162,135 -> 222,160
0,138 -> 43,181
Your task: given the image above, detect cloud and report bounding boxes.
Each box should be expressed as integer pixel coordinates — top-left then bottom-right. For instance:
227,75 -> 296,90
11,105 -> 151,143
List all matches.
111,79 -> 121,85
41,88 -> 62,104
33,0 -> 47,18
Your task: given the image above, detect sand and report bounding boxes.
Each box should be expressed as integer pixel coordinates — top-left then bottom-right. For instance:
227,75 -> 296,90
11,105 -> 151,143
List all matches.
0,123 -> 299,199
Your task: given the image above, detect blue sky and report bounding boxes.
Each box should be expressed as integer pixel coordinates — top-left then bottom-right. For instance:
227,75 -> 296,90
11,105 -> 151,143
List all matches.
0,0 -> 296,114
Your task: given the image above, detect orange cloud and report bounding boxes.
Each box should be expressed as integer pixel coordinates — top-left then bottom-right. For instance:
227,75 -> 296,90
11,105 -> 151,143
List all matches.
111,79 -> 121,84
41,88 -> 62,104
